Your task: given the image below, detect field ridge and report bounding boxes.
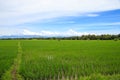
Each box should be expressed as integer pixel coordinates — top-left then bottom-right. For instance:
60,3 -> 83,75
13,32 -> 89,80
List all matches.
1,42 -> 23,80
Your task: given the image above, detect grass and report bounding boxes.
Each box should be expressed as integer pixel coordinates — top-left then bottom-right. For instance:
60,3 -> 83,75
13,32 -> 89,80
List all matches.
20,40 -> 120,80
0,40 -> 120,80
1,42 -> 23,80
0,40 -> 18,79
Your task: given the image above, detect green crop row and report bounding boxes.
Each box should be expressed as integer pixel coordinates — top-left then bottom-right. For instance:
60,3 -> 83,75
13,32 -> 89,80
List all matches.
19,40 -> 120,80
0,40 -> 120,80
0,40 -> 18,79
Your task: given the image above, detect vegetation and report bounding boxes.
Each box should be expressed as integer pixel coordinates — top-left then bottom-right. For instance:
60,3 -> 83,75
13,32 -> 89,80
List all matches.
0,40 -> 120,80
2,42 -> 23,80
0,34 -> 120,40
0,40 -> 18,79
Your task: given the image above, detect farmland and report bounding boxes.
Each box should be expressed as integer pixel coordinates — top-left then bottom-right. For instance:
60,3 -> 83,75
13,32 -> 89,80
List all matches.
0,40 -> 120,80
0,40 -> 18,79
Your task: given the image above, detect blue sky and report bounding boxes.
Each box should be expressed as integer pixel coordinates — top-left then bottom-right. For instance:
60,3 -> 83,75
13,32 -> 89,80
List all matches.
0,0 -> 120,36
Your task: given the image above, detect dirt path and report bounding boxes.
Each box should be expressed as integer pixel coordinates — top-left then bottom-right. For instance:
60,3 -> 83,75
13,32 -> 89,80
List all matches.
11,66 -> 17,80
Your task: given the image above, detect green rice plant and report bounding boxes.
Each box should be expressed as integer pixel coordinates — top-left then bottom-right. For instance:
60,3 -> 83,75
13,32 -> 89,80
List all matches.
0,40 -> 18,79
19,40 -> 120,80
1,42 -> 23,80
0,40 -> 120,80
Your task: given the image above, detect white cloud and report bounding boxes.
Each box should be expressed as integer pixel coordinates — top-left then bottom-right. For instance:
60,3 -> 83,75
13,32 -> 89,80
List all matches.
22,29 -> 92,36
86,14 -> 99,17
0,21 -> 120,36
77,22 -> 120,27
0,29 -> 22,36
0,0 -> 120,26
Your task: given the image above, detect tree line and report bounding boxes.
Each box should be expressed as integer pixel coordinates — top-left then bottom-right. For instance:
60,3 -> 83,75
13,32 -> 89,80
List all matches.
0,34 -> 120,40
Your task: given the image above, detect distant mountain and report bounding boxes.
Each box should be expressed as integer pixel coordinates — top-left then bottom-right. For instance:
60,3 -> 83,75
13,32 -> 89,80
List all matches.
0,35 -> 64,39
0,35 -> 43,39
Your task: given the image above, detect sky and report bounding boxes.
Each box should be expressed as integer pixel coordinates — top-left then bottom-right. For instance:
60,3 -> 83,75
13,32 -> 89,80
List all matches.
0,0 -> 120,36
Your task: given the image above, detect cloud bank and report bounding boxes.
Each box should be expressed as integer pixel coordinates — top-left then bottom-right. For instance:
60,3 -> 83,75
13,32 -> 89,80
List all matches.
0,0 -> 120,26
23,29 -> 91,37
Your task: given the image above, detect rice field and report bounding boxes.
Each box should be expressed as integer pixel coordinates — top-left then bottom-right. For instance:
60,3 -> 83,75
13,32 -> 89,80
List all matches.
0,40 -> 18,79
0,40 -> 120,80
